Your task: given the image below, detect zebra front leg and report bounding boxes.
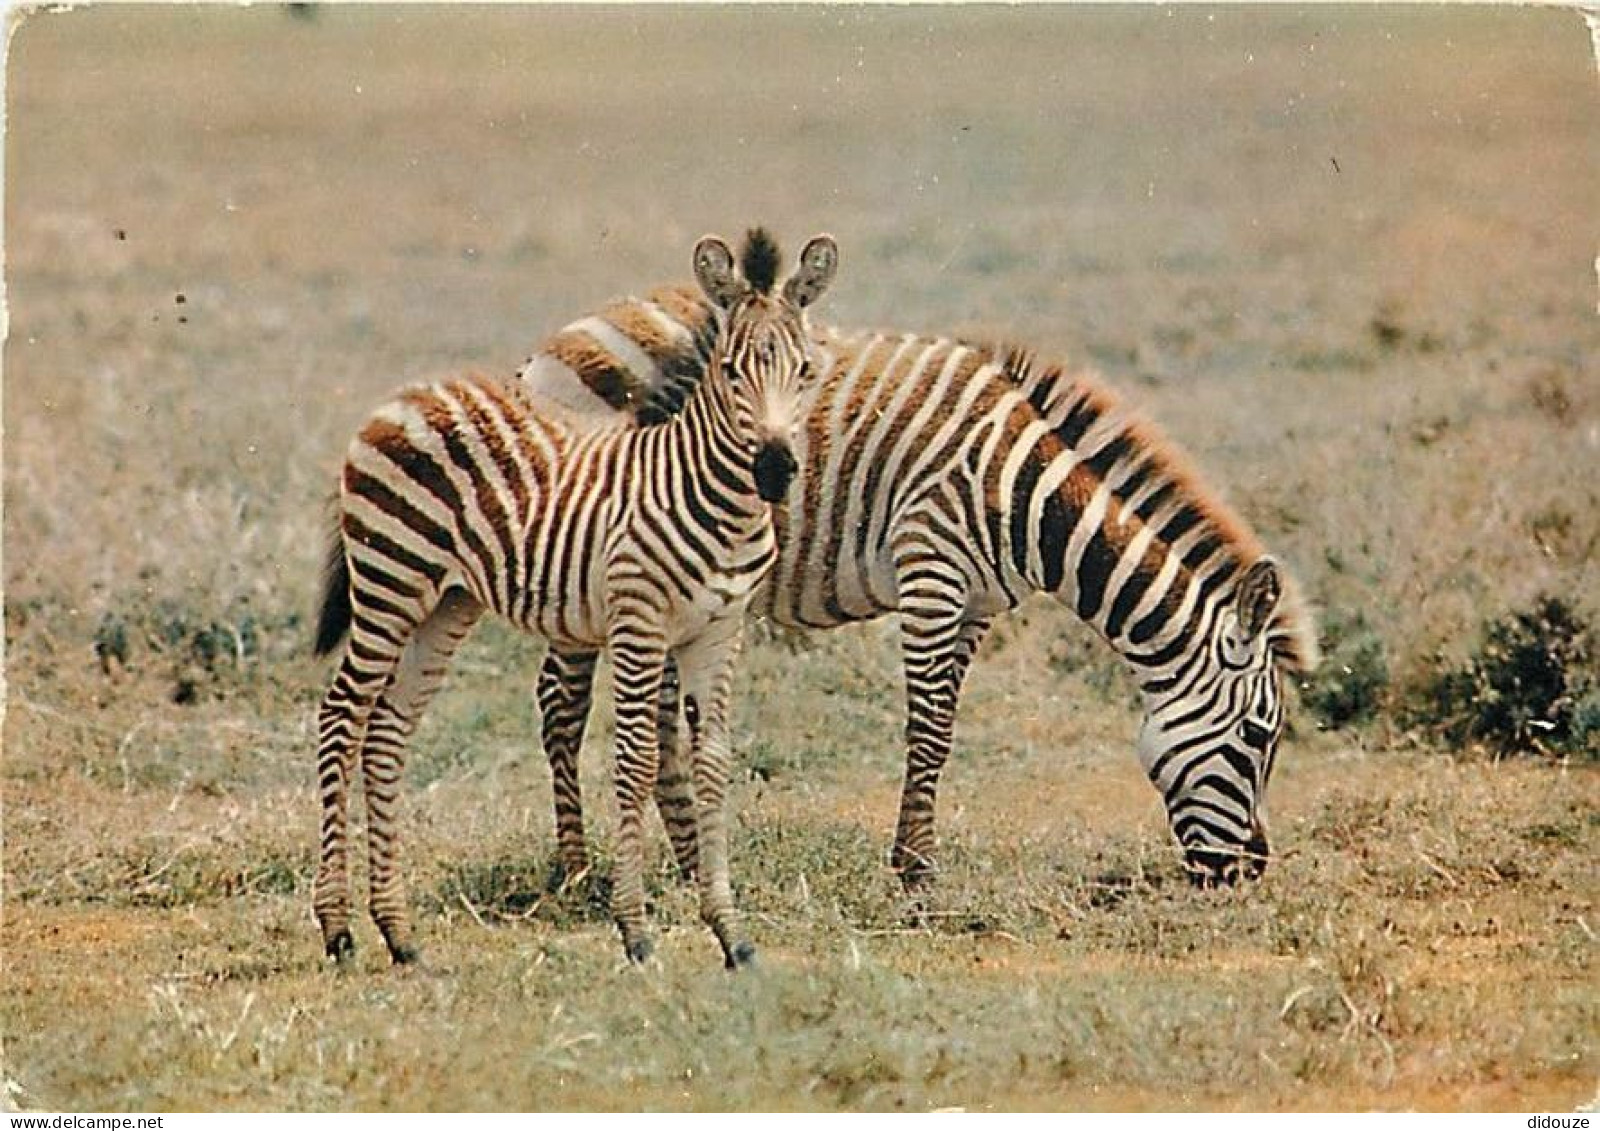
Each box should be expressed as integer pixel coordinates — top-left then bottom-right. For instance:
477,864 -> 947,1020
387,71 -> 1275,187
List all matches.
606,623 -> 668,963
537,647 -> 600,885
891,596 -> 990,892
653,656 -> 701,882
361,590 -> 482,964
676,618 -> 754,969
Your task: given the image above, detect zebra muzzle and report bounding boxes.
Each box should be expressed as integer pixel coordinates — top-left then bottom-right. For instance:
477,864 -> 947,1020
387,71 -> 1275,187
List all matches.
1184,828 -> 1269,887
753,441 -> 798,503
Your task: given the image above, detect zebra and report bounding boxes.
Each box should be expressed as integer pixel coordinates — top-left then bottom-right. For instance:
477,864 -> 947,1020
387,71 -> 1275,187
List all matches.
310,228 -> 838,967
518,287 -> 1319,892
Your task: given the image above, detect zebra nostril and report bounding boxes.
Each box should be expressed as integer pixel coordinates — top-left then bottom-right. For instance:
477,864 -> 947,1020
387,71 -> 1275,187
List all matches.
1184,846 -> 1228,887
753,442 -> 798,502
1241,828 -> 1270,881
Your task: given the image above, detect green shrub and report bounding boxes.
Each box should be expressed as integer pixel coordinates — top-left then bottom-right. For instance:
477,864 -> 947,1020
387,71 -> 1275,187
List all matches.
1302,609 -> 1389,729
88,597 -> 303,703
1412,596 -> 1597,759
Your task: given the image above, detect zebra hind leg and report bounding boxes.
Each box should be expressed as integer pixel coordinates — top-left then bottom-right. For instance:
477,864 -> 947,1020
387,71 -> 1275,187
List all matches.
361,588 -> 483,965
314,626 -> 412,964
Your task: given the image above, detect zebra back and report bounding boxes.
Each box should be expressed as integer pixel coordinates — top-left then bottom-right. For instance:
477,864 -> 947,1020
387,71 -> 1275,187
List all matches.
996,348 -> 1319,675
517,291 -> 1316,676
519,285 -> 720,426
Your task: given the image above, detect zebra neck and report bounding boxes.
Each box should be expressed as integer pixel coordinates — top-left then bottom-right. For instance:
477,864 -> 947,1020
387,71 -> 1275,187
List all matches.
1013,437 -> 1241,693
669,371 -> 766,516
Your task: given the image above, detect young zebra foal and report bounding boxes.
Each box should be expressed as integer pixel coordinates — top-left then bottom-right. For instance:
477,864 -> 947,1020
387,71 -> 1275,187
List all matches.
311,228 -> 838,968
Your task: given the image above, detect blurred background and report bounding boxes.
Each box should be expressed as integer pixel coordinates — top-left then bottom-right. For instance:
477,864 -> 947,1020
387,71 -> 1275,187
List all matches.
7,5 -> 1594,667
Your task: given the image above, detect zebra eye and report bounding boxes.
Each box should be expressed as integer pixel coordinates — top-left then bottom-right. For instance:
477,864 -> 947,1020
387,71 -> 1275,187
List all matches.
720,356 -> 741,382
1238,719 -> 1273,751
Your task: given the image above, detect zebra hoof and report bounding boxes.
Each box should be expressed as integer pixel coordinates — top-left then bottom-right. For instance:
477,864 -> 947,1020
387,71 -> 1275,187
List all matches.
625,936 -> 655,964
546,857 -> 589,894
891,848 -> 938,894
387,941 -> 422,966
893,862 -> 937,894
725,940 -> 757,970
325,929 -> 356,964
899,899 -> 932,931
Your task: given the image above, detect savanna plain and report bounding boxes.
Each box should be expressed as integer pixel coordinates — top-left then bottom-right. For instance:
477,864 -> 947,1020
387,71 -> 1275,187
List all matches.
3,5 -> 1596,1113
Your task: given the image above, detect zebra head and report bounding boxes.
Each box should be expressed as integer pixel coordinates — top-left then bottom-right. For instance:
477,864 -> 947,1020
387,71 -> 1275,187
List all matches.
693,228 -> 837,502
1136,556 -> 1296,887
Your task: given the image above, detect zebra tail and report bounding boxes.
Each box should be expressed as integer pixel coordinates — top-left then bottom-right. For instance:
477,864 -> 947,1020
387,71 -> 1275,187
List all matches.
313,525 -> 352,658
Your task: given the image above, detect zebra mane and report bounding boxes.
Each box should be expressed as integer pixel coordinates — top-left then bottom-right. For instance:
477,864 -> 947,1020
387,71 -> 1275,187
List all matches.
740,228 -> 782,295
996,345 -> 1320,674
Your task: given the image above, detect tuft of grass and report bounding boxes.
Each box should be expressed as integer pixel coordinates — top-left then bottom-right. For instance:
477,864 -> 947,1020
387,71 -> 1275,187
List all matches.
12,834 -> 312,909
1526,365 -> 1576,426
1410,596 -> 1597,759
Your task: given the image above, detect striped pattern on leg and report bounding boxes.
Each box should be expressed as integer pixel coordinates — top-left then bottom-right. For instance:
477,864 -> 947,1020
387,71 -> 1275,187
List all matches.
360,590 -> 482,962
652,657 -> 702,882
536,647 -> 599,885
674,617 -> 752,967
605,616 -> 669,963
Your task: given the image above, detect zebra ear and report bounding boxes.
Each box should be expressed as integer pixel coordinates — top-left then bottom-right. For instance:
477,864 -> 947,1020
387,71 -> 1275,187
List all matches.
1236,557 -> 1283,642
694,235 -> 746,310
783,234 -> 838,309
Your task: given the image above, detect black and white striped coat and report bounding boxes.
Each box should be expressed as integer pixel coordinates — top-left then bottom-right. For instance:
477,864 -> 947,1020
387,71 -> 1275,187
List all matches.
520,284 -> 1318,890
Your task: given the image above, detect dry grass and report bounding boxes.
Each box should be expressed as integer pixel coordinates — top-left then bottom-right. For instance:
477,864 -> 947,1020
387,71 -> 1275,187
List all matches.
4,5 -> 1597,1112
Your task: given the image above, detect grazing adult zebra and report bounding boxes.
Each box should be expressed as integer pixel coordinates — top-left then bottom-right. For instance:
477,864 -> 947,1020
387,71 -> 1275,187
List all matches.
521,287 -> 1318,891
310,228 -> 838,967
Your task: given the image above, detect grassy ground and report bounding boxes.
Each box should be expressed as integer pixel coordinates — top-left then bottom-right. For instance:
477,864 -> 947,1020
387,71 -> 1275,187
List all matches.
4,5 -> 1597,1112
